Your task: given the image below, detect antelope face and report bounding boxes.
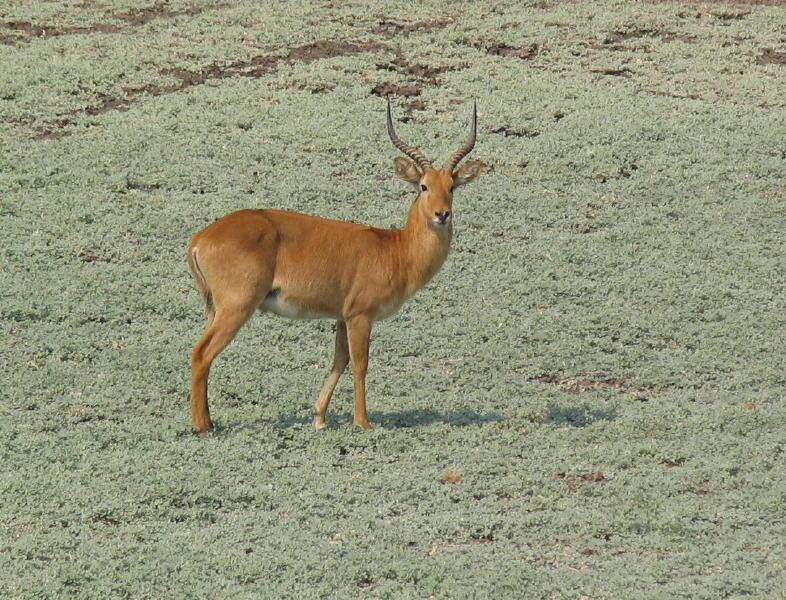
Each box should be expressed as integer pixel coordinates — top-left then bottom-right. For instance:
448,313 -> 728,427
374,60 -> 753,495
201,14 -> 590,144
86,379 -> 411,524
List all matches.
420,170 -> 454,227
387,99 -> 484,228
393,160 -> 486,229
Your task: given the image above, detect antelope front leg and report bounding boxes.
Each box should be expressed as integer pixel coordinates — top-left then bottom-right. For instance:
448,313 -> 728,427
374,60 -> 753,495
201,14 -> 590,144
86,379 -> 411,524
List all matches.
346,315 -> 373,430
313,321 -> 349,430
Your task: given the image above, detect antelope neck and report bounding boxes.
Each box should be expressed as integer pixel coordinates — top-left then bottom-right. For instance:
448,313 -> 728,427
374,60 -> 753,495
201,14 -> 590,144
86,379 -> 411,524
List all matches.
398,196 -> 452,296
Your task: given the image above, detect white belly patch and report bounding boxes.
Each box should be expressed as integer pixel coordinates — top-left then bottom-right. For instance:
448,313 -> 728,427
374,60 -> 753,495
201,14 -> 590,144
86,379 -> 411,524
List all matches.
376,299 -> 403,320
261,290 -> 330,320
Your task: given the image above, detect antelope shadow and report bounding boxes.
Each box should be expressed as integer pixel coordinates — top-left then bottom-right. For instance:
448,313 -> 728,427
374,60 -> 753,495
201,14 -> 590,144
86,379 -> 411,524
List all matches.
246,407 -> 505,430
545,403 -> 618,427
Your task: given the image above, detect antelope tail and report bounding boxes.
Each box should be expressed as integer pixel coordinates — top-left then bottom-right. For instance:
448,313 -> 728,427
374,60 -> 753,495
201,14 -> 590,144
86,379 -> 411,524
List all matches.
187,246 -> 213,315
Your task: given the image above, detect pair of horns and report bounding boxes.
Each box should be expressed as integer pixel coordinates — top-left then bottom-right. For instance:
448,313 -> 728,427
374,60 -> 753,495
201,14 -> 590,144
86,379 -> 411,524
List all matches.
386,99 -> 477,173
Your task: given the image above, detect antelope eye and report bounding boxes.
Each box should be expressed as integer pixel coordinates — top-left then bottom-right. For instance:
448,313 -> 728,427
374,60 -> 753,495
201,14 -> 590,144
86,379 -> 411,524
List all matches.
420,184 -> 428,192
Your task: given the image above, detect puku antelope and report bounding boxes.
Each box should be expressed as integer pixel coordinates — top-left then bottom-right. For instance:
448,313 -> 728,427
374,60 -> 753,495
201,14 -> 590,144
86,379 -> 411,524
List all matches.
187,100 -> 483,433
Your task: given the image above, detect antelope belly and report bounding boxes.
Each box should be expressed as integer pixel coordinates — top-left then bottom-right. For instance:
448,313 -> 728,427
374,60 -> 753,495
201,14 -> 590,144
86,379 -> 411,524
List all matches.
375,299 -> 403,320
261,290 -> 330,320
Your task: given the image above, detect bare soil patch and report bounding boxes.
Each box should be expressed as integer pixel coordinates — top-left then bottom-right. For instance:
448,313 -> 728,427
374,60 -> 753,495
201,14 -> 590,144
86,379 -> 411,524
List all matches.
467,40 -> 544,60
371,52 -> 461,103
531,375 -> 628,394
113,3 -> 210,26
590,28 -> 696,51
440,470 -> 461,484
0,18 -> 120,44
31,117 -> 74,141
377,55 -> 459,84
490,125 -> 540,138
650,0 -> 784,4
371,82 -> 422,98
556,471 -> 608,493
644,0 -> 782,11
74,247 -> 111,264
650,89 -> 701,100
286,40 -> 383,64
29,39 -> 385,139
757,48 -> 786,65
370,17 -> 454,38
591,67 -> 634,78
488,42 -> 543,59
0,3 -> 224,45
675,8 -> 750,20
659,31 -> 697,43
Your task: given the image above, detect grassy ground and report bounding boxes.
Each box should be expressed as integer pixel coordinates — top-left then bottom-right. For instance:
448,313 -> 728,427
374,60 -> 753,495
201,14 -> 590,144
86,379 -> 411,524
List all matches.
1,0 -> 785,597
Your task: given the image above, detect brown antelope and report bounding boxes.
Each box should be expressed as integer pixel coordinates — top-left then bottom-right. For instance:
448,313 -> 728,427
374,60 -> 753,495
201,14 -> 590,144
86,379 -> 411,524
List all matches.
187,100 -> 483,433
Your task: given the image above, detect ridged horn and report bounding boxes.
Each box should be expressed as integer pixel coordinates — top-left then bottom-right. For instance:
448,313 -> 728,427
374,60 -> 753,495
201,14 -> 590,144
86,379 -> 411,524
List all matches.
386,99 -> 433,171
444,100 -> 477,172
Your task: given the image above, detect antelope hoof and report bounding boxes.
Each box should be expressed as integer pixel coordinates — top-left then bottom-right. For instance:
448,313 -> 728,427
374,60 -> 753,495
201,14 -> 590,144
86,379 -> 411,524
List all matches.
191,420 -> 214,436
313,416 -> 328,430
353,419 -> 373,431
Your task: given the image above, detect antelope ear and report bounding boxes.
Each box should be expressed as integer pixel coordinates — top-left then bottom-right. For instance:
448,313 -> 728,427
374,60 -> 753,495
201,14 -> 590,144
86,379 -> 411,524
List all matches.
394,157 -> 423,187
452,160 -> 485,188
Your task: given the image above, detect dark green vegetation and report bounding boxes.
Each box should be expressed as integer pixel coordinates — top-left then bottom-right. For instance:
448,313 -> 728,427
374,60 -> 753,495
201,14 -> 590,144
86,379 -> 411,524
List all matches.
2,0 -> 785,597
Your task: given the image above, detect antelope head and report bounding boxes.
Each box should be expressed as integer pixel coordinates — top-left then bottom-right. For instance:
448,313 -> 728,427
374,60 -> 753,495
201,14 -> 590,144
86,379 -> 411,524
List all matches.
387,99 -> 485,229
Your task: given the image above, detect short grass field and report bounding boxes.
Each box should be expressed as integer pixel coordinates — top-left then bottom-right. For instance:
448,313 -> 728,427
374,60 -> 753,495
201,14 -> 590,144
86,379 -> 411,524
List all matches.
2,0 -> 785,597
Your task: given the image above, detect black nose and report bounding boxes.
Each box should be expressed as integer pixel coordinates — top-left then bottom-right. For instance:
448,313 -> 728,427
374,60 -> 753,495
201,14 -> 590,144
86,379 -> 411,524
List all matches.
435,211 -> 450,223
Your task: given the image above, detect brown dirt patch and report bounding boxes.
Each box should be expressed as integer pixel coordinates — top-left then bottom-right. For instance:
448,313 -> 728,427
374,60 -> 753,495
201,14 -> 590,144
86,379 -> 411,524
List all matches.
605,30 -> 650,44
371,82 -> 422,98
372,53 -> 461,101
591,67 -> 634,78
642,0 -> 778,12
489,41 -> 542,59
113,3 -> 209,26
469,533 -> 493,544
531,375 -> 629,394
440,470 -> 461,484
28,39 -> 385,139
659,31 -> 696,43
285,40 -> 383,64
648,0 -> 783,4
75,247 -> 111,264
370,17 -> 454,38
556,471 -> 607,493
379,55 -> 459,82
31,117 -> 74,141
490,125 -> 540,138
675,8 -> 750,19
650,89 -> 701,100
91,513 -> 121,526
152,40 -> 378,95
154,54 -> 279,94
0,19 -> 115,44
757,48 -> 786,66
591,164 -> 638,184
0,3 -> 224,45
406,99 -> 426,112
84,91 -> 133,116
591,28 -> 696,51
468,40 -> 544,60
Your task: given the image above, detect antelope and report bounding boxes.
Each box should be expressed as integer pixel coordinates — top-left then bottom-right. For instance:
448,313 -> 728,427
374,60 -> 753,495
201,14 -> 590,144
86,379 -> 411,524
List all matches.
187,100 -> 483,433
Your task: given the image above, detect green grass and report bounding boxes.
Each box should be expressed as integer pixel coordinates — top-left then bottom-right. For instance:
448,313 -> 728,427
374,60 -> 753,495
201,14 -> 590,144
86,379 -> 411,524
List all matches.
2,0 -> 785,597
